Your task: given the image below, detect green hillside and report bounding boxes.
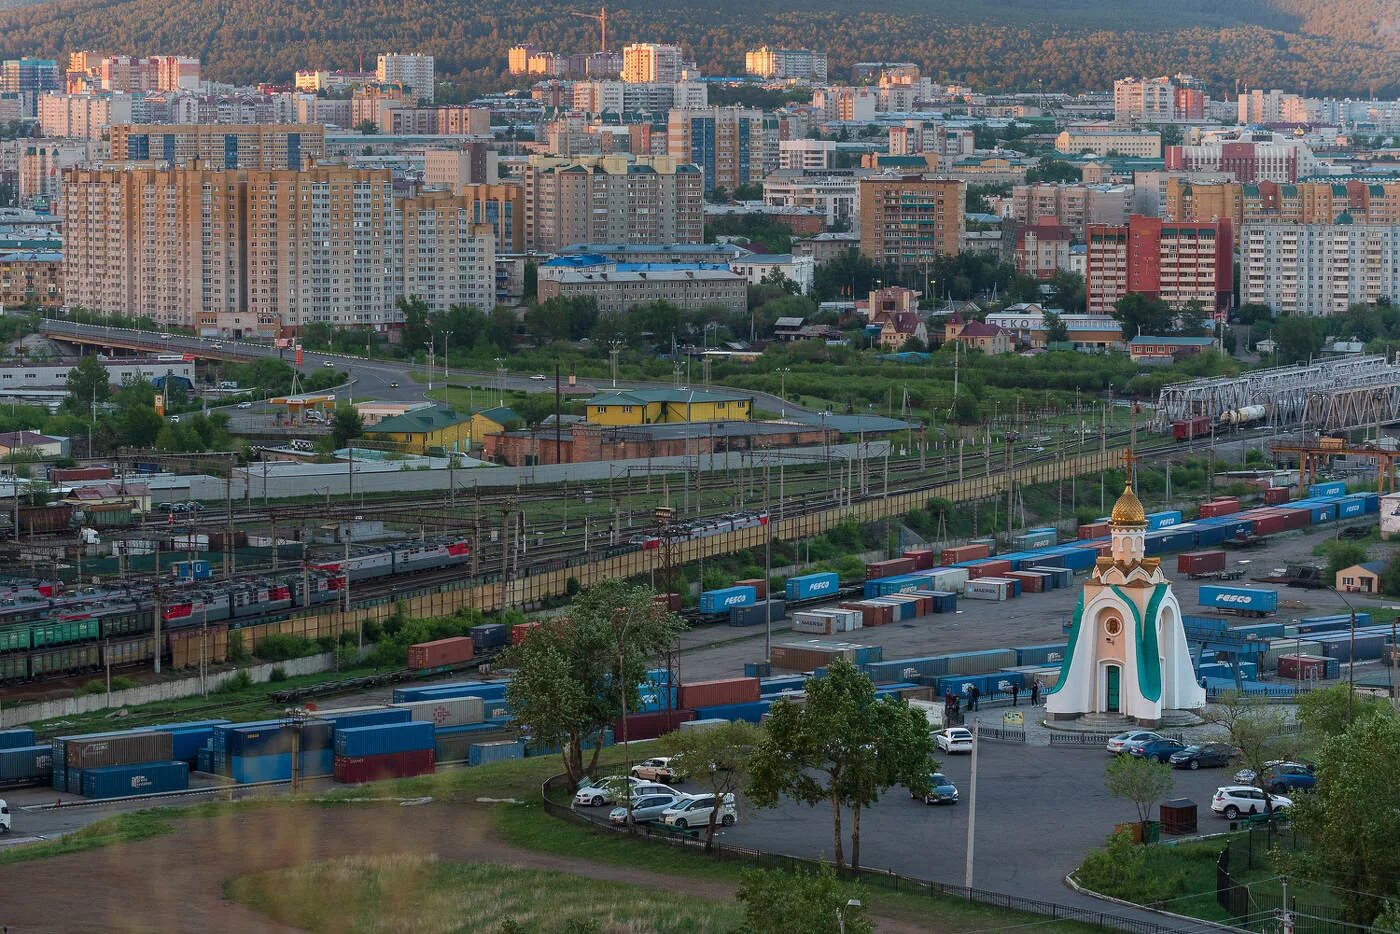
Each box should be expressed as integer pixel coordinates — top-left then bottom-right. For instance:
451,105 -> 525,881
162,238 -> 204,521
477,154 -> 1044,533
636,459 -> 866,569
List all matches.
1,0 -> 1398,95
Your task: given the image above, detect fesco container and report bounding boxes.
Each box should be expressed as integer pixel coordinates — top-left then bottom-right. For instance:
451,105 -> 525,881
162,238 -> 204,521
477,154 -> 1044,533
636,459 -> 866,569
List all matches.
1015,643 -> 1068,666
468,740 -> 525,766
678,677 -> 760,708
393,696 -> 486,728
335,721 -> 435,757
0,728 -> 37,750
407,637 -> 474,669
468,624 -> 509,651
1309,481 -> 1347,498
1198,585 -> 1278,614
730,599 -> 786,627
698,586 -> 757,615
786,572 -> 840,601
81,761 -> 188,799
1335,496 -> 1366,519
1178,551 -> 1227,575
333,748 -> 436,783
1146,510 -> 1182,530
65,731 -> 174,770
0,744 -> 52,784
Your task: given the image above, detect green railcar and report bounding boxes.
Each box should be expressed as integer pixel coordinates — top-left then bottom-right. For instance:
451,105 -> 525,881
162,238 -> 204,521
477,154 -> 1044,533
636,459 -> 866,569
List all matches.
0,651 -> 28,682
28,643 -> 100,676
30,618 -> 100,648
96,606 -> 151,639
0,624 -> 31,653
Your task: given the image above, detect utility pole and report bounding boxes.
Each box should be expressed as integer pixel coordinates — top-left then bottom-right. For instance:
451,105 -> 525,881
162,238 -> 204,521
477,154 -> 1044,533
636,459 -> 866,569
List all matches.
152,586 -> 162,674
964,719 -> 979,889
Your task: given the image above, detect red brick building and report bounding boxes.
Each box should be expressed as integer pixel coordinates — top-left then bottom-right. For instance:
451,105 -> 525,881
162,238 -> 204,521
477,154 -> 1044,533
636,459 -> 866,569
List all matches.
1087,215 -> 1232,316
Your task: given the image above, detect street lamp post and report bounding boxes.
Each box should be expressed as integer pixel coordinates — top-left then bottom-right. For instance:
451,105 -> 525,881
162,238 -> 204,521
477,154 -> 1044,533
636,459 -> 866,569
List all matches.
1325,585 -> 1359,722
424,342 -> 434,392
442,330 -> 452,379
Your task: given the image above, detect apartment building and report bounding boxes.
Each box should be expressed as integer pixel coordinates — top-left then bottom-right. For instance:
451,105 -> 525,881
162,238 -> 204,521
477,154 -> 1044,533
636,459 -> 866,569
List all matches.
423,145 -> 499,189
778,139 -> 835,171
887,121 -> 975,159
0,250 -> 62,308
667,107 -> 776,194
18,140 -> 92,207
37,92 -> 135,140
1,58 -> 60,116
621,44 -> 688,84
1009,183 -> 1134,236
1164,130 -> 1320,183
64,53 -> 200,94
1240,224 -> 1400,317
1014,220 -> 1074,280
744,47 -> 827,82
396,192 -> 497,315
376,53 -> 434,102
537,266 -> 746,314
523,154 -> 704,251
1238,89 -> 1287,125
460,183 -> 525,254
1113,75 -> 1206,124
108,123 -> 326,170
1055,127 -> 1161,158
763,170 -> 860,229
1086,216 -> 1232,315
858,174 -> 965,265
572,80 -> 706,114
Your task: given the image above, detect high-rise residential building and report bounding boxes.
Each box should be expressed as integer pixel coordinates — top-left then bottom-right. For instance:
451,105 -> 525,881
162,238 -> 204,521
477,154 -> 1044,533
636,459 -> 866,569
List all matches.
376,53 -> 435,102
1238,89 -> 1286,125
888,121 -> 976,158
778,139 -> 835,171
1015,220 -> 1074,280
1240,224 -> 1400,316
1164,129 -> 1319,182
857,174 -> 965,265
108,124 -> 326,170
621,44 -> 687,83
65,53 -> 200,93
1055,126 -> 1162,158
1009,183 -> 1134,237
763,171 -> 861,230
1113,75 -> 1206,124
461,183 -> 525,254
60,165 -> 496,335
508,45 -> 542,75
1085,216 -> 1232,315
1166,179 -> 1400,240
37,92 -> 135,141
523,153 -> 704,251
572,80 -> 706,114
744,47 -> 827,82
19,140 -> 93,208
423,144 -> 500,189
666,106 -> 776,194
1,58 -> 61,116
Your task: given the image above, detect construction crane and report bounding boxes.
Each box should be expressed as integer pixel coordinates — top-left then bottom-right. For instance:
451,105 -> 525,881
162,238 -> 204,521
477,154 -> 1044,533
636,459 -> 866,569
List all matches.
569,4 -> 609,52
1270,435 -> 1400,494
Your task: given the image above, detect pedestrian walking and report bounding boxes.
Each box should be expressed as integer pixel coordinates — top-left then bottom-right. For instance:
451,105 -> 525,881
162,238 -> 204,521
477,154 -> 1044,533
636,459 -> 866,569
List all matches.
969,685 -> 980,711
1030,680 -> 1041,707
1009,683 -> 1019,707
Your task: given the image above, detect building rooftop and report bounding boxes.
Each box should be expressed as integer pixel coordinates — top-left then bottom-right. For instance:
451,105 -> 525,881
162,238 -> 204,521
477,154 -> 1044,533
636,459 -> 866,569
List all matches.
363,405 -> 472,435
1129,336 -> 1216,347
588,388 -> 752,406
551,268 -> 744,285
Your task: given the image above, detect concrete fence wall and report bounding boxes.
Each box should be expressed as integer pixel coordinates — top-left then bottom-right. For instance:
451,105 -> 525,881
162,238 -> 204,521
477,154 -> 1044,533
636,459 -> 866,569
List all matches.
1,652 -> 338,729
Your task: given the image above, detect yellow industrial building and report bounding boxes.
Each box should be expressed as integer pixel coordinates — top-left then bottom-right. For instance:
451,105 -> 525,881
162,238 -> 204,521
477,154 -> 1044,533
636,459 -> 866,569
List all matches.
584,389 -> 753,426
363,404 -> 519,453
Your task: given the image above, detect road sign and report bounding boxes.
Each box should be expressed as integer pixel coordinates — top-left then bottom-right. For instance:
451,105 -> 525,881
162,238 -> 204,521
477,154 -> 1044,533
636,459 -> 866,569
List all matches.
1003,711 -> 1024,726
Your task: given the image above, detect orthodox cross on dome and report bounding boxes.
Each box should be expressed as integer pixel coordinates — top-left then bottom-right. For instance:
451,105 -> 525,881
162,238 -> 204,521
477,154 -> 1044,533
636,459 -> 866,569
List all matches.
1120,447 -> 1138,486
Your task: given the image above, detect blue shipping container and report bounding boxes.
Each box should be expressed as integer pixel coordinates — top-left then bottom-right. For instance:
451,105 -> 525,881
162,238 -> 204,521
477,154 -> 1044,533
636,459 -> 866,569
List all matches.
81,761 -> 188,799
698,586 -> 757,615
0,727 -> 36,751
786,572 -> 840,601
692,700 -> 772,723
1199,586 -> 1278,613
1336,497 -> 1366,519
468,741 -> 525,766
1308,481 -> 1347,498
335,720 -> 435,757
744,661 -> 773,678
1146,510 -> 1182,530
1015,643 -> 1069,666
0,744 -> 52,783
392,680 -> 510,704
320,708 -> 413,731
469,624 -> 509,650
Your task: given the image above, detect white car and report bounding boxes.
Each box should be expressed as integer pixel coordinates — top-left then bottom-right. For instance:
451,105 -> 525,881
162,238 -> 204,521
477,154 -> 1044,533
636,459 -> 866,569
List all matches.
574,775 -> 641,807
609,793 -> 681,826
661,793 -> 737,830
935,727 -> 974,754
631,756 -> 685,783
1106,730 -> 1161,755
530,374 -> 548,381
1211,786 -> 1293,820
237,401 -> 253,409
0,797 -> 9,833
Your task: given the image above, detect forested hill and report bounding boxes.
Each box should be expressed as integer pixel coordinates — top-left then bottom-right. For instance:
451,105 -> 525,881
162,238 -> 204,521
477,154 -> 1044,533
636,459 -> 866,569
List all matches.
3,0 -> 1400,96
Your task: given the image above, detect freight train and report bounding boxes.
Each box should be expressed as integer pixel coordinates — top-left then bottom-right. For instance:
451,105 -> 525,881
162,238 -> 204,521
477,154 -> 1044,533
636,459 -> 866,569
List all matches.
628,511 -> 769,550
0,536 -> 472,683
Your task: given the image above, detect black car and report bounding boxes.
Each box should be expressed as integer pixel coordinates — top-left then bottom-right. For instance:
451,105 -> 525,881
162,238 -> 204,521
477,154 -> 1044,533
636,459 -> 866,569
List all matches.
1169,742 -> 1235,770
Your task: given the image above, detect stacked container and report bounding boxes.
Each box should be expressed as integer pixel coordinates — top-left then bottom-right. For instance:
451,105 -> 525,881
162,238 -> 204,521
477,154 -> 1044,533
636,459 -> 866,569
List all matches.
677,677 -> 760,708
0,728 -> 36,750
55,730 -> 175,795
866,557 -> 917,579
791,608 -> 862,635
0,744 -> 52,785
941,543 -> 991,565
734,578 -> 768,600
393,696 -> 487,728
407,637 -> 474,669
615,709 -> 696,741
785,572 -> 840,602
333,721 -> 436,783
81,761 -> 189,800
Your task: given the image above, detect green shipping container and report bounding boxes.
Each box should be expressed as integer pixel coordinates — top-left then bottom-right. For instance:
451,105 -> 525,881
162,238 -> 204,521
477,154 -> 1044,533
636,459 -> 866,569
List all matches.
0,625 -> 31,653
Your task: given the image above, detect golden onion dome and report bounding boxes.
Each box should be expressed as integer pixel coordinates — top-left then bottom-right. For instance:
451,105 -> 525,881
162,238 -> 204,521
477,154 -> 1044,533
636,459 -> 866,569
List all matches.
1110,482 -> 1147,527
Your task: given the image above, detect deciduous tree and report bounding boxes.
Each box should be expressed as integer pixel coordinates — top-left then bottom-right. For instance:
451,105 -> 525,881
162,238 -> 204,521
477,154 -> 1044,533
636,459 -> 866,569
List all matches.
736,866 -> 872,934
1104,753 -> 1174,829
662,720 -> 760,851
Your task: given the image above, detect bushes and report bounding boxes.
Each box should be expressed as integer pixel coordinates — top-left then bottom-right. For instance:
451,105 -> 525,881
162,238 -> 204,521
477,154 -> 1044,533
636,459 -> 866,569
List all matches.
254,633 -> 316,661
1076,831 -> 1193,905
227,630 -> 251,663
268,666 -> 288,683
216,670 -> 253,694
78,676 -> 137,696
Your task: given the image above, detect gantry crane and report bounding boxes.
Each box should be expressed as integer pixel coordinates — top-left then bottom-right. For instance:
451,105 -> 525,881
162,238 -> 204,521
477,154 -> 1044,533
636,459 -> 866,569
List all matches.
1270,435 -> 1400,495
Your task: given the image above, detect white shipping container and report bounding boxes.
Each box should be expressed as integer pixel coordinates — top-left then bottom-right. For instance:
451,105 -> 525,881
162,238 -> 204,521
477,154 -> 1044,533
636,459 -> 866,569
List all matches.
394,696 -> 486,728
930,567 -> 970,592
906,698 -> 945,730
963,579 -> 1009,601
679,718 -> 729,732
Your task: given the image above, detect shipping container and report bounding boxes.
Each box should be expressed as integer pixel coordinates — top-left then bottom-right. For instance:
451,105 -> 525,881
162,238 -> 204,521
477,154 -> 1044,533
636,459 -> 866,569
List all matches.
770,640 -> 867,672
792,608 -> 862,635
1335,496 -> 1366,519
140,720 -> 230,764
679,719 -> 728,732
1199,585 -> 1278,615
785,572 -> 841,602
678,677 -> 760,708
1263,486 -> 1290,505
652,593 -> 682,613
1178,551 -> 1227,575
743,661 -> 772,678
1012,530 -> 1056,550
228,749 -> 333,784
434,724 -> 518,763
64,731 -> 174,770
1309,481 -> 1347,498
902,548 -> 936,571
698,586 -> 757,615
335,721 -> 435,758
1078,521 -> 1111,540
468,624 -> 508,651
81,760 -> 188,799
966,559 -> 1013,579
319,707 -> 413,731
692,700 -> 772,723
941,544 -> 991,565
511,623 -> 541,645
333,748 -> 436,783
0,744 -> 52,784
407,637 -> 474,670
1015,643 -> 1068,666
734,578 -> 768,600
18,504 -> 73,535
1005,571 -> 1047,594
391,679 -> 510,705
1198,498 -> 1241,518
393,696 -> 486,728
614,709 -> 697,741
729,599 -> 786,627
1277,654 -> 1339,680
864,558 -> 916,580
944,648 -> 1017,675
1295,613 -> 1369,634
962,579 -> 1011,601
468,740 -> 525,766
927,567 -> 971,592
0,727 -> 36,751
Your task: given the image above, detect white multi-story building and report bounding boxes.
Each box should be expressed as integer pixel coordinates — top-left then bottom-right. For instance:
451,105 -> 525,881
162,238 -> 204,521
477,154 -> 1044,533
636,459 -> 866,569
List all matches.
728,252 -> 816,293
778,139 -> 835,171
744,47 -> 828,82
1165,128 -> 1321,183
763,169 -> 860,230
37,92 -> 134,140
571,80 -> 706,114
1114,77 -> 1174,124
1238,89 -> 1286,125
376,53 -> 434,103
1240,224 -> 1400,317
620,44 -> 687,84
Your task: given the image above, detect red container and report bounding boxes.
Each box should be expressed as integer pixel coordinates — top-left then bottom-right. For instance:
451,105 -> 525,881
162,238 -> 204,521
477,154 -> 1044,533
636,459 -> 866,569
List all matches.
333,748 -> 436,784
1077,521 -> 1110,540
677,677 -> 761,708
407,636 -> 474,670
967,559 -> 1012,579
735,578 -> 768,600
866,558 -> 916,579
941,543 -> 991,565
1171,416 -> 1211,441
1177,551 -> 1226,575
50,466 -> 114,482
847,601 -> 894,626
652,593 -> 682,612
510,623 -> 541,645
1263,487 -> 1289,505
614,709 -> 697,741
1198,498 -> 1240,518
1278,654 -> 1330,680
1005,571 -> 1044,593
1251,511 -> 1287,536
1278,508 -> 1311,531
902,548 -> 936,571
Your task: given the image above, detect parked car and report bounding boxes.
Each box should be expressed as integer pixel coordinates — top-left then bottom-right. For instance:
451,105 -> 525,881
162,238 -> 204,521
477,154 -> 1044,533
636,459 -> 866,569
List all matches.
609,793 -> 681,826
629,782 -> 680,801
661,793 -> 737,830
574,775 -> 642,807
912,772 -> 959,805
1169,743 -> 1236,770
389,381 -> 399,389
236,401 -> 253,409
935,727 -> 974,754
186,501 -> 203,512
631,756 -> 685,783
1107,730 -> 1162,755
0,798 -> 9,833
530,373 -> 548,381
1211,786 -> 1293,820
1234,760 -> 1305,785
1258,763 -> 1316,794
1131,738 -> 1188,763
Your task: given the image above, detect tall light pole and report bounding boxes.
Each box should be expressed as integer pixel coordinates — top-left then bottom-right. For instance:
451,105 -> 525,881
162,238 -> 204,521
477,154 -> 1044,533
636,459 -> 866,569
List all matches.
778,367 -> 791,416
442,330 -> 452,379
1324,584 -> 1359,722
424,342 -> 434,392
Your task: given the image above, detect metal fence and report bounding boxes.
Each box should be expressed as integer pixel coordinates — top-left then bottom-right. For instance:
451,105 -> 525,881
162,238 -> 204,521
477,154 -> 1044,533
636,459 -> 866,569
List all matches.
978,724 -> 1027,744
1214,826 -> 1367,934
541,774 -> 1201,934
1047,732 -> 1184,748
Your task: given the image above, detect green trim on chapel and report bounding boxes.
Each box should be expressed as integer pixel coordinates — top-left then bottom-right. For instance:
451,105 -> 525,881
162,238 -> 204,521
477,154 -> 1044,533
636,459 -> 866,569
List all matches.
1112,583 -> 1164,703
1045,592 -> 1084,696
